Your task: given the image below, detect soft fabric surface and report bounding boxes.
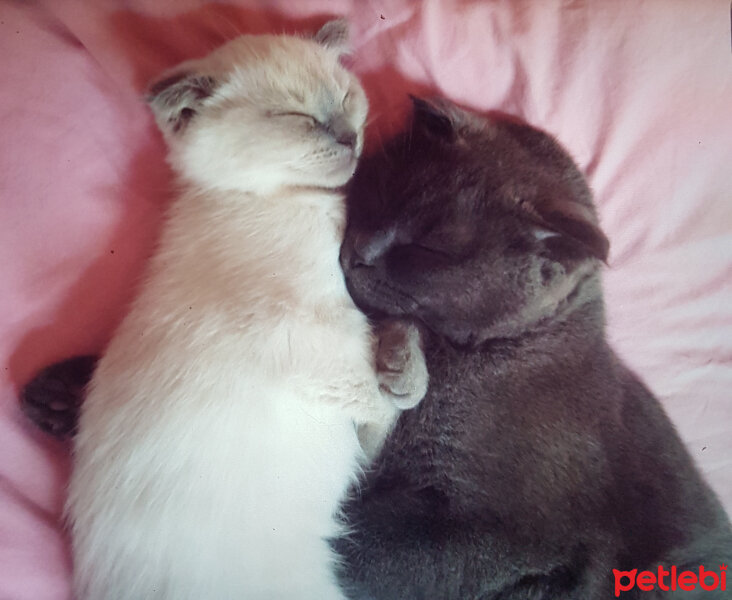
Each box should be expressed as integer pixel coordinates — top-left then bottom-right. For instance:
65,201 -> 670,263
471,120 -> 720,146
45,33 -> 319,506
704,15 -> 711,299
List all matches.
1,1 -> 730,597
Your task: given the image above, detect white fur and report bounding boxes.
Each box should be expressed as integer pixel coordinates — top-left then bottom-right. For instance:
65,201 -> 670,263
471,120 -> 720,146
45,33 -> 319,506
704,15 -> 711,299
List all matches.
68,28 -> 397,600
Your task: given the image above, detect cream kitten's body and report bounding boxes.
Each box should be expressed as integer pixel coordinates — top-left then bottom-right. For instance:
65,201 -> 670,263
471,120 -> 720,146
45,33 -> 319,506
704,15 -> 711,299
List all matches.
67,23 -> 421,600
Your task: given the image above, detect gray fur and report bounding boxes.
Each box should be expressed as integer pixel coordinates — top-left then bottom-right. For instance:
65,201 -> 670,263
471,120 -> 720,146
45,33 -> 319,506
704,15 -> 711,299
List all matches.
335,97 -> 732,600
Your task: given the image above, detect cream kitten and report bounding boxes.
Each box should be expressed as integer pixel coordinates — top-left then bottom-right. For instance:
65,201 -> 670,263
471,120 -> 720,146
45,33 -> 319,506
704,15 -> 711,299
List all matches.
67,21 -> 427,600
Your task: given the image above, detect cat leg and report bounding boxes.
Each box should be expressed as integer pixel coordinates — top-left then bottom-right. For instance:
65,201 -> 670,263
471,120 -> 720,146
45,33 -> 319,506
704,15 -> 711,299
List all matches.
18,321 -> 428,442
374,318 -> 428,409
358,319 -> 429,460
21,356 -> 97,438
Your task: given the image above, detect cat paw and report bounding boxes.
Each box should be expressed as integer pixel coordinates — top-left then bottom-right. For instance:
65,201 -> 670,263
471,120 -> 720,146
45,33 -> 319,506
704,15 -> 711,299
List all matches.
375,319 -> 428,410
20,356 -> 97,439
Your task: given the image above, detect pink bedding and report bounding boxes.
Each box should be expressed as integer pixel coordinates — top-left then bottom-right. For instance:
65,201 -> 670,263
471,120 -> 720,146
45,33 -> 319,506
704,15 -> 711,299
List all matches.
1,1 -> 730,597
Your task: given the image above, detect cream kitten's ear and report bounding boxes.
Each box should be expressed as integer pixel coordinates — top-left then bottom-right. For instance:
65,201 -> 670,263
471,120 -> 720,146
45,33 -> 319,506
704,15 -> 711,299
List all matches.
146,72 -> 218,134
314,18 -> 351,56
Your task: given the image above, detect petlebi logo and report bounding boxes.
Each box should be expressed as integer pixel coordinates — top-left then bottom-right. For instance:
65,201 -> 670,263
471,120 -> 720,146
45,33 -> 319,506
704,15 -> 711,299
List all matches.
613,564 -> 727,596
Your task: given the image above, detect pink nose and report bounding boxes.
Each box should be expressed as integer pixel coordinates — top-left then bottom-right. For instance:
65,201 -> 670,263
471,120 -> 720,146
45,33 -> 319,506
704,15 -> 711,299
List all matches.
326,115 -> 357,149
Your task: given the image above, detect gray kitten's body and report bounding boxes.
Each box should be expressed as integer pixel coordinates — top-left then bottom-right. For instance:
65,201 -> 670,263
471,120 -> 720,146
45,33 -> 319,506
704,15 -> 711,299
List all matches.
337,99 -> 732,599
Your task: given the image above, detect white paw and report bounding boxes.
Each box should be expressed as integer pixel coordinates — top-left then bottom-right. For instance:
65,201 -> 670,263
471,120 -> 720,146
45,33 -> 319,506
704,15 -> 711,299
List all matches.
375,319 -> 428,410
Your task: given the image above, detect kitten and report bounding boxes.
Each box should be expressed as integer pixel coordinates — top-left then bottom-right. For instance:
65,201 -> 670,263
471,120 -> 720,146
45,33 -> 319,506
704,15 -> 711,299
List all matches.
335,97 -> 732,599
64,22 -> 426,600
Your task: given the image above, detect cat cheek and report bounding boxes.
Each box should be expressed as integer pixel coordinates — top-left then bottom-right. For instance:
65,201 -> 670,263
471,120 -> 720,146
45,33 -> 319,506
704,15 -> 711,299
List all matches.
539,261 -> 564,285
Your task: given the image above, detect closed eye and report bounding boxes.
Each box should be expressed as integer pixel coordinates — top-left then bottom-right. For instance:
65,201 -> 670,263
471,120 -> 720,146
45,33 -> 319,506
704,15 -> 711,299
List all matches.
404,243 -> 458,260
269,111 -> 320,127
411,220 -> 475,260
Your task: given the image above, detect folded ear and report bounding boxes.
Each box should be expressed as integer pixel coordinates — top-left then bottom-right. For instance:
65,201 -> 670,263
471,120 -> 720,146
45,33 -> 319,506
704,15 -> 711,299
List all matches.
314,19 -> 350,56
146,71 -> 218,134
532,198 -> 610,262
409,96 -> 458,140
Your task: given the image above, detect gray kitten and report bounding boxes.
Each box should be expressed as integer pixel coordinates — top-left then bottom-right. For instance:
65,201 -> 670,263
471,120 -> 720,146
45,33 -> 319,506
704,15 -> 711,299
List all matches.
335,97 -> 732,600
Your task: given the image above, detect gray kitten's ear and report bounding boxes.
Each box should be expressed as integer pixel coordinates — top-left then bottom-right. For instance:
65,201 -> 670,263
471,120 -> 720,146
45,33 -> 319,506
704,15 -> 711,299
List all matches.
541,200 -> 610,262
409,96 -> 457,140
146,72 -> 218,133
529,199 -> 610,263
314,19 -> 351,55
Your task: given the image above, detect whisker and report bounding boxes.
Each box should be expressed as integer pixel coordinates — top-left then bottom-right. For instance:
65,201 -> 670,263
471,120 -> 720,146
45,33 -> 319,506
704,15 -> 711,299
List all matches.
212,12 -> 244,42
406,120 -> 415,157
376,129 -> 387,156
363,114 -> 379,129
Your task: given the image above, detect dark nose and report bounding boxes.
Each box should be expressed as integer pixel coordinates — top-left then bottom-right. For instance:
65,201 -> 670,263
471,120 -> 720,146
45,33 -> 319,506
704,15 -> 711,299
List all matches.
347,228 -> 395,267
335,129 -> 357,149
327,115 -> 357,149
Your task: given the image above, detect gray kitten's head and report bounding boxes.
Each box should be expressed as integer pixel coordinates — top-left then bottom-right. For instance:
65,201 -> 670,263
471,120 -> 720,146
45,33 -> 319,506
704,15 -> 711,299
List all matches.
146,20 -> 368,194
341,97 -> 609,347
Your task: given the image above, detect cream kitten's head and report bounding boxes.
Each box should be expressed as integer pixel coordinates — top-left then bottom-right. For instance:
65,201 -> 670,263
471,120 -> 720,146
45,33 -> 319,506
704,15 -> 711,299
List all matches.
147,20 -> 368,194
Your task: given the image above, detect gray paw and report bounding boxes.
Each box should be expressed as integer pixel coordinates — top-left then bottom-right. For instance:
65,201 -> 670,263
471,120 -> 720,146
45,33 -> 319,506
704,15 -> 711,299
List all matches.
21,356 -> 96,439
375,319 -> 428,410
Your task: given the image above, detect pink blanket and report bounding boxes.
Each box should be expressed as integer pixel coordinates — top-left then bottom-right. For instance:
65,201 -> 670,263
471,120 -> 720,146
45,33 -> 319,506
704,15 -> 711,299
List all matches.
2,1 -> 730,597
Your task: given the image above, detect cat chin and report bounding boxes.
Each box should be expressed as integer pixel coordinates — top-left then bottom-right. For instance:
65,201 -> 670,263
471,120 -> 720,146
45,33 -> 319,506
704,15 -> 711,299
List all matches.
278,155 -> 356,191
321,154 -> 358,186
344,271 -> 418,319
